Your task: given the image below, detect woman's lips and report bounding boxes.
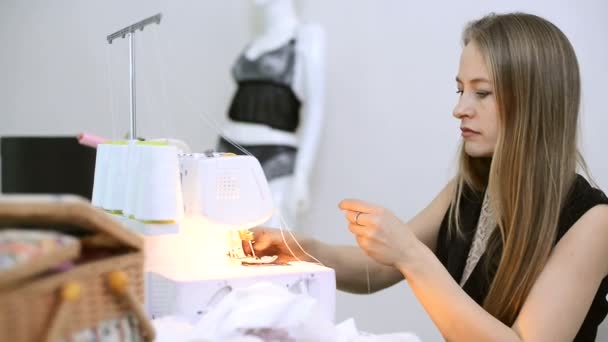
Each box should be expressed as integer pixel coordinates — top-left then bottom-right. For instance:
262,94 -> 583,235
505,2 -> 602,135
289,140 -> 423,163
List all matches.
461,127 -> 480,138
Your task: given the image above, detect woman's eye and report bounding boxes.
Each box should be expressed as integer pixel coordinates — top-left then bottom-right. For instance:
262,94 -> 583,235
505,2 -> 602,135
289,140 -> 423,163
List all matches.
456,90 -> 464,95
476,91 -> 491,98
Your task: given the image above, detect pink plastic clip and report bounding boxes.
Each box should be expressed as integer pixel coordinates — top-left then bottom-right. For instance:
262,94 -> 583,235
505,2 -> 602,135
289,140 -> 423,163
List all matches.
77,132 -> 108,148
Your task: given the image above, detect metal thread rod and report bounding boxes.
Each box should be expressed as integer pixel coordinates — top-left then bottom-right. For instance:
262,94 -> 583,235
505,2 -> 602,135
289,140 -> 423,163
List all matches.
107,13 -> 162,44
129,33 -> 136,140
106,13 -> 162,140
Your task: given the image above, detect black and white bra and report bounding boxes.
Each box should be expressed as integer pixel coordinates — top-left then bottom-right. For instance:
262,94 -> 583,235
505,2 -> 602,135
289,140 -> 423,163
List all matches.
227,39 -> 301,133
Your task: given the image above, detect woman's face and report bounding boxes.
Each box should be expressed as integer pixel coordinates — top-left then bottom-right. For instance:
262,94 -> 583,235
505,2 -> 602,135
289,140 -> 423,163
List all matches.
453,41 -> 499,157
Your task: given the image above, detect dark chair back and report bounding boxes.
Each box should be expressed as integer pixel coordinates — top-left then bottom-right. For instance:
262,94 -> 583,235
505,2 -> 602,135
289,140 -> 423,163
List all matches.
1,137 -> 96,199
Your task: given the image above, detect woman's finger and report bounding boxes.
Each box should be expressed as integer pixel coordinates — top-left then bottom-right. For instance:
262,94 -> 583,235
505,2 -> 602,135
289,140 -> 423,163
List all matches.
242,240 -> 252,254
338,198 -> 380,214
348,223 -> 368,236
250,228 -> 274,251
355,235 -> 372,255
345,210 -> 377,226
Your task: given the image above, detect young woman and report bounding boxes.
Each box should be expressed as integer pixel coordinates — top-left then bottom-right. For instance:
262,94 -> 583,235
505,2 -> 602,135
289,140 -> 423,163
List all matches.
247,12 -> 608,341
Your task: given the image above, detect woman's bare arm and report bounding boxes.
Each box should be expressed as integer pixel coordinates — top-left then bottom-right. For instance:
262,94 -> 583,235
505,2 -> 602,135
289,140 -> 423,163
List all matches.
293,181 -> 455,293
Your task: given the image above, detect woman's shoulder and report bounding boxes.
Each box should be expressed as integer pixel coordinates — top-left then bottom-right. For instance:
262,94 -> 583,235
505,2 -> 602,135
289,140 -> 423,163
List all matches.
565,174 -> 608,212
557,174 -> 608,239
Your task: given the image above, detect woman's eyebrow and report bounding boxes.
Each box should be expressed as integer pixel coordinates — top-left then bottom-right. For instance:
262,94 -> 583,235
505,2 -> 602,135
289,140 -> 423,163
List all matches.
455,76 -> 491,84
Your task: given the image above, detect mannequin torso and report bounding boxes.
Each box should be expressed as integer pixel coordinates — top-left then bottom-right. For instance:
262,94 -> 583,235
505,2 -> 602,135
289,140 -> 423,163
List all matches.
219,0 -> 325,228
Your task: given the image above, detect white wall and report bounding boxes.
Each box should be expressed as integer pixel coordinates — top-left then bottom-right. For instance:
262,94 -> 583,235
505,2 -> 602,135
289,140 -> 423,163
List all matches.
1,1 -> 607,341
0,0 -> 253,149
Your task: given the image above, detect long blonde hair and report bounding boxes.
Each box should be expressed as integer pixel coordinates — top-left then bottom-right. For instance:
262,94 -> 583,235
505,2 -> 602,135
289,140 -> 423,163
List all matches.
451,13 -> 582,325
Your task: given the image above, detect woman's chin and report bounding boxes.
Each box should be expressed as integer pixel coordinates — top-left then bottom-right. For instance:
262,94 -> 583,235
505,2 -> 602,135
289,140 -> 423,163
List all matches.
464,143 -> 493,158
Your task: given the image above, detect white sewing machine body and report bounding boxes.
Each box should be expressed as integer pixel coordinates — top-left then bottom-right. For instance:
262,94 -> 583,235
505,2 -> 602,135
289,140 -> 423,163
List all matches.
144,262 -> 336,322
106,152 -> 336,322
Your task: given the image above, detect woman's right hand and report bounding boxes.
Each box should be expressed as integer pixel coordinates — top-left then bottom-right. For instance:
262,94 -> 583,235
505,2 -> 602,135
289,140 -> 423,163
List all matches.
242,227 -> 310,264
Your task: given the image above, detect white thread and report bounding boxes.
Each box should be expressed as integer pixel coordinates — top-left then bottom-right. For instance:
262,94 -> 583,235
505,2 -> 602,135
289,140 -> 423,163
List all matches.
151,29 -> 173,138
279,221 -> 302,262
103,44 -> 118,139
278,212 -> 324,266
138,35 -> 156,139
366,261 -> 371,294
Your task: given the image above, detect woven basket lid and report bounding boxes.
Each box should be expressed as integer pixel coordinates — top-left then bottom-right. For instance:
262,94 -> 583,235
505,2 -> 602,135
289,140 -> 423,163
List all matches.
0,194 -> 142,250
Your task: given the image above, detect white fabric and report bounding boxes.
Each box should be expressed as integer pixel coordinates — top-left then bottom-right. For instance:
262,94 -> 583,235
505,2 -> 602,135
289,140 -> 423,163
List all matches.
154,282 -> 421,341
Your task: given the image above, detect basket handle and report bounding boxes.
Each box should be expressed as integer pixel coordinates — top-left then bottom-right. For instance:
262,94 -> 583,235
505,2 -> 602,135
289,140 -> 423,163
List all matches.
44,282 -> 82,342
107,271 -> 156,342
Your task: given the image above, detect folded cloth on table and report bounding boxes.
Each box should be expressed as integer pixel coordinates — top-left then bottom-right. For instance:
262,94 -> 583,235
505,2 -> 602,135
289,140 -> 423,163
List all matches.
153,282 -> 421,341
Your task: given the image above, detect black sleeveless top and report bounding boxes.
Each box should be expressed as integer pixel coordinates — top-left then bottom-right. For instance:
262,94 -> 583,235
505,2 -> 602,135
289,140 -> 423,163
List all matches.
228,39 -> 301,132
435,175 -> 608,341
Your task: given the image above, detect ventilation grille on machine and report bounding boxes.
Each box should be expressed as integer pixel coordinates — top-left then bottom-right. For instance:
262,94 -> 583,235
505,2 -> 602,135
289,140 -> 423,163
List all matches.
216,173 -> 240,200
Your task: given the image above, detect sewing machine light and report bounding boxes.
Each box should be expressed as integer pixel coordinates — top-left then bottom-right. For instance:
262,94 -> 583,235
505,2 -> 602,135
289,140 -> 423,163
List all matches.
137,152 -> 275,281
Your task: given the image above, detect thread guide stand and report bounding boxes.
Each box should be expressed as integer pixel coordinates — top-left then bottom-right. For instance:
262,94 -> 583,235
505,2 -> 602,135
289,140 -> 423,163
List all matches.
107,13 -> 162,140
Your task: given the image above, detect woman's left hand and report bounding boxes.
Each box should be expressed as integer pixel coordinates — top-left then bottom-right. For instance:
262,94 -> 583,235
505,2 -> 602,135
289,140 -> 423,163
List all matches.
339,198 -> 419,269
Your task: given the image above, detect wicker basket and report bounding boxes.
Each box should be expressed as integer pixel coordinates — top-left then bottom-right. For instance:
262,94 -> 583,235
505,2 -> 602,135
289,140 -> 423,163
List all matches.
0,195 -> 154,342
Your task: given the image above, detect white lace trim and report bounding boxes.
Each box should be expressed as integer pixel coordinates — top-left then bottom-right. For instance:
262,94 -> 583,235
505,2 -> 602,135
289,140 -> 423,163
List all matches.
459,192 -> 496,286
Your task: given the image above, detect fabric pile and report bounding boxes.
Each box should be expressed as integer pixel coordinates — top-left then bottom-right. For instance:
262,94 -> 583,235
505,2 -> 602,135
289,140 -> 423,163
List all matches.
154,282 -> 421,341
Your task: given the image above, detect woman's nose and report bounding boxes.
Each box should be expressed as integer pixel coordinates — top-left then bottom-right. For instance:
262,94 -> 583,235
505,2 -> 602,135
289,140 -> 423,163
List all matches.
453,97 -> 474,119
